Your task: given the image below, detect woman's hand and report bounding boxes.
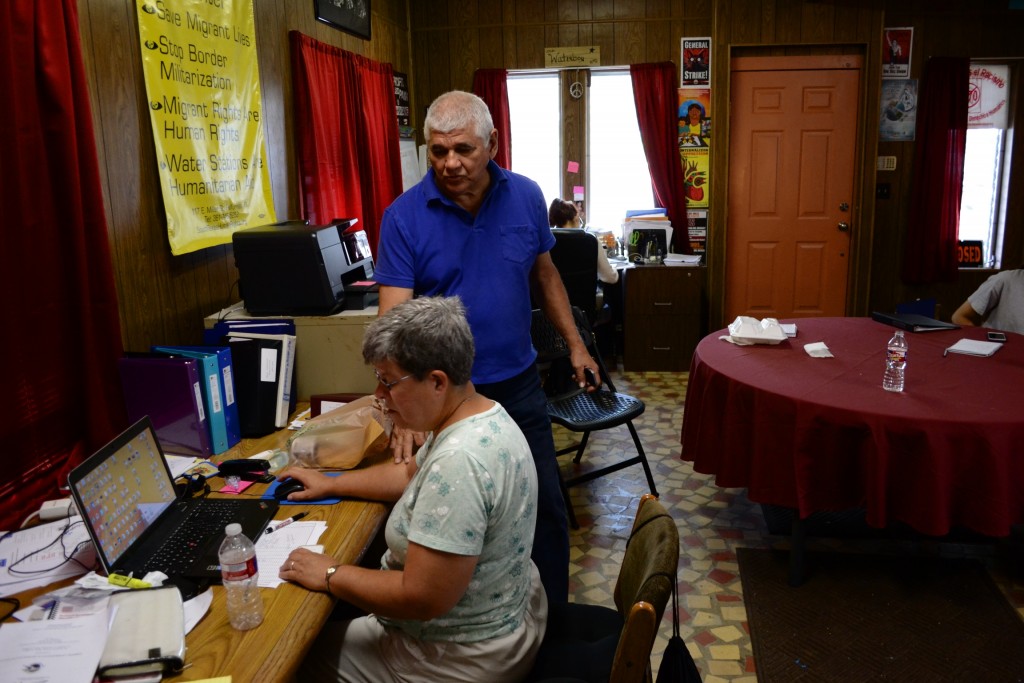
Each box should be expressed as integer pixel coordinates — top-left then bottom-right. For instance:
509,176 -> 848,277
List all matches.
274,467 -> 337,501
388,425 -> 426,464
279,547 -> 337,592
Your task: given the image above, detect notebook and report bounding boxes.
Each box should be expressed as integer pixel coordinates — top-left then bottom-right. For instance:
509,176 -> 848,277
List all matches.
870,311 -> 960,333
68,416 -> 278,582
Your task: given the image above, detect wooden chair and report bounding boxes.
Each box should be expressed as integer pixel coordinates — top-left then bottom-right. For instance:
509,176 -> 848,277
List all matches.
525,494 -> 681,683
531,307 -> 659,529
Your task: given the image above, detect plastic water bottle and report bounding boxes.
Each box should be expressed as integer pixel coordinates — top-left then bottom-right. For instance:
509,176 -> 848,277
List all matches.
882,329 -> 908,392
219,523 -> 264,630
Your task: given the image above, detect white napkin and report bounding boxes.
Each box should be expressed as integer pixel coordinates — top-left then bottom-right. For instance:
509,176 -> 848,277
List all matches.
803,342 -> 833,358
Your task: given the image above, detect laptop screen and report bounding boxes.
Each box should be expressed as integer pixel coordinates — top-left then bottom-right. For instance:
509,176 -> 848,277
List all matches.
70,417 -> 178,569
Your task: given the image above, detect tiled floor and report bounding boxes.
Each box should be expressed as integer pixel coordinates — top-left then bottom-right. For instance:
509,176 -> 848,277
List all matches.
559,369 -> 1024,682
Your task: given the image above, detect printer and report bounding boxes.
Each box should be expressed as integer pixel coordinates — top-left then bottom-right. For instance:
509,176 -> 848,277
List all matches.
232,219 -> 377,316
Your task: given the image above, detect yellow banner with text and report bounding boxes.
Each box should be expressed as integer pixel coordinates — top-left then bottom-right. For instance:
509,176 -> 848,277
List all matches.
136,0 -> 275,255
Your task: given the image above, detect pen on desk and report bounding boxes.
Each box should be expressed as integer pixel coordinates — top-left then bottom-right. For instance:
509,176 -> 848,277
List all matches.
267,512 -> 307,533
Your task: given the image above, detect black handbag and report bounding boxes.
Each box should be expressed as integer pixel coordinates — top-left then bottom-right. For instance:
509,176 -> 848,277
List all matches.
655,575 -> 702,683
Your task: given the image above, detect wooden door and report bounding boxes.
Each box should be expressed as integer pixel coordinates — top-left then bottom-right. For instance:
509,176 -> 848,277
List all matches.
726,56 -> 861,320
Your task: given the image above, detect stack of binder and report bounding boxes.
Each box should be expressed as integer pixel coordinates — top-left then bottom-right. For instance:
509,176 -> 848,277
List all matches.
204,319 -> 297,438
151,346 -> 242,454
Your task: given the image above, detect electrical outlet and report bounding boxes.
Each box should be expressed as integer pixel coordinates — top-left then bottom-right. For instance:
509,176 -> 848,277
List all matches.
40,498 -> 77,521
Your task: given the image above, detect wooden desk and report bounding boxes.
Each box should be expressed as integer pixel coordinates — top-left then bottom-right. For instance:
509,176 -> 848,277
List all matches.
8,411 -> 389,683
622,265 -> 706,371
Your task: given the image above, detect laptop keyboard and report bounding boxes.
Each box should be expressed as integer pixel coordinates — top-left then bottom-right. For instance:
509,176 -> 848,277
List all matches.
144,499 -> 249,575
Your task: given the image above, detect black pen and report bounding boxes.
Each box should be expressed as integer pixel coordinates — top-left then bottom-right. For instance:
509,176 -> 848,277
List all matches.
266,512 -> 307,533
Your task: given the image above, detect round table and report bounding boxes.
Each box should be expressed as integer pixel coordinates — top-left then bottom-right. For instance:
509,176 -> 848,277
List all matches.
680,317 -> 1024,538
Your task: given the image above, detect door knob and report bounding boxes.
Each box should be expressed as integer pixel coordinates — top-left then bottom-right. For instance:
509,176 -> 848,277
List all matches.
837,222 -> 850,232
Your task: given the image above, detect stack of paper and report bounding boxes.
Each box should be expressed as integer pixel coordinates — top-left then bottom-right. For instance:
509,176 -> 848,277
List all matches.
944,339 -> 1002,357
255,521 -> 329,588
664,254 -> 702,267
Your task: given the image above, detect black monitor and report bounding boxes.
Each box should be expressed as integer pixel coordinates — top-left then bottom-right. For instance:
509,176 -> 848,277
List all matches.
233,220 -> 368,316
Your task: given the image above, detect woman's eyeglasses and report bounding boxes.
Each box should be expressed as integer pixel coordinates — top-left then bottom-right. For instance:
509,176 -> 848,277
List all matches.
374,370 -> 412,391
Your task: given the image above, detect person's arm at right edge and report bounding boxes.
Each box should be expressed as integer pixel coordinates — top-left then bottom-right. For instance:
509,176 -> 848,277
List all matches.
951,300 -> 984,327
276,457 -> 414,504
378,285 -> 413,315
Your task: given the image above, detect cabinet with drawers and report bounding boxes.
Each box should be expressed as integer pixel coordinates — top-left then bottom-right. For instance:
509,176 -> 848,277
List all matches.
623,266 -> 706,371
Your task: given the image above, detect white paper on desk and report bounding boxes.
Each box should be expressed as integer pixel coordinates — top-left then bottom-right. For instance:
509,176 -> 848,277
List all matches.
804,342 -> 834,358
255,521 -> 328,588
184,588 -> 213,634
0,608 -> 107,683
164,454 -> 200,480
0,519 -> 95,597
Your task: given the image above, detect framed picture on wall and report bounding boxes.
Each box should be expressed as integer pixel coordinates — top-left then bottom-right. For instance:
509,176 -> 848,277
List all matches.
315,0 -> 371,40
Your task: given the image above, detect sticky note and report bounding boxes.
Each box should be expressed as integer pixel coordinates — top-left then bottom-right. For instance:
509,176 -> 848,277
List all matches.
566,161 -> 579,173
219,479 -> 255,494
573,186 -> 585,201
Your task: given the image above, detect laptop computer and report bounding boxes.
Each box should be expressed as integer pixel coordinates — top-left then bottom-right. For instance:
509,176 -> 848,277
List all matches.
69,416 -> 278,583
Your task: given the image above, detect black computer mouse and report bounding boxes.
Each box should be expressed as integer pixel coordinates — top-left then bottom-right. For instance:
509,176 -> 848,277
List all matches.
274,478 -> 305,500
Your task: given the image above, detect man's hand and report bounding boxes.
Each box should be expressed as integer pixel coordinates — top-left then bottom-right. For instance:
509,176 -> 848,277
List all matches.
389,425 -> 427,464
570,347 -> 600,391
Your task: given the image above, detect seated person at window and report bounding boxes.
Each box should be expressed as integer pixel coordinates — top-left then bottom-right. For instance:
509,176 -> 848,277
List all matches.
278,296 -> 546,683
951,267 -> 1024,334
548,198 -> 619,285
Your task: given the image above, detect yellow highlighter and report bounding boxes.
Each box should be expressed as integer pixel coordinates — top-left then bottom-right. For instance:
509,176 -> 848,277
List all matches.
108,573 -> 151,589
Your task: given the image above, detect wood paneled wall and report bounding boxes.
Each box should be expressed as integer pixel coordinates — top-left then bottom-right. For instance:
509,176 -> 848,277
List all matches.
74,0 -> 1024,352
76,0 -> 409,351
871,3 -> 1024,320
409,0 -> 1024,330
408,0 -> 712,130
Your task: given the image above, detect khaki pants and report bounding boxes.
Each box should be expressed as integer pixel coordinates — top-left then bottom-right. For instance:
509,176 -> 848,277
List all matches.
301,564 -> 548,683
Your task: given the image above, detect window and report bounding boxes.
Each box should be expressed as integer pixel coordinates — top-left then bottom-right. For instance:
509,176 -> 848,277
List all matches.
959,128 -> 1005,267
508,70 -> 654,236
959,63 -> 1013,268
507,75 -> 561,206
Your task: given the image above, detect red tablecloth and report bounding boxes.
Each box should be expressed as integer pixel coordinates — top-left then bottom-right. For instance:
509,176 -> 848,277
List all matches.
680,317 -> 1024,536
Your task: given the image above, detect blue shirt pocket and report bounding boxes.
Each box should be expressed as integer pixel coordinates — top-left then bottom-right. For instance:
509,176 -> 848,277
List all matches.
499,224 -> 537,265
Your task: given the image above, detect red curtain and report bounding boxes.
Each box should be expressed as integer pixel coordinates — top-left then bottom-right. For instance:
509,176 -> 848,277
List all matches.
630,63 -> 691,253
472,68 -> 512,169
0,0 -> 127,529
290,32 -> 403,255
902,57 -> 970,284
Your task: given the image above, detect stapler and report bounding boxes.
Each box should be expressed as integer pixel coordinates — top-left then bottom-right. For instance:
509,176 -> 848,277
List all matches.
218,458 -> 271,476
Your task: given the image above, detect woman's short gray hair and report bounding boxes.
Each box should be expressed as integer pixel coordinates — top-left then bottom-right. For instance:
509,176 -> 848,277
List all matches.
424,91 -> 494,144
362,296 -> 475,386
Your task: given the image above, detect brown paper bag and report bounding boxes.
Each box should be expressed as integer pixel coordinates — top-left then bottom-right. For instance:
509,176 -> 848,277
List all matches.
287,395 -> 389,469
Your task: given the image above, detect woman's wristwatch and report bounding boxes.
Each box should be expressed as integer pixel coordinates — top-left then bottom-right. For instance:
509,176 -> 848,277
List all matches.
325,564 -> 340,593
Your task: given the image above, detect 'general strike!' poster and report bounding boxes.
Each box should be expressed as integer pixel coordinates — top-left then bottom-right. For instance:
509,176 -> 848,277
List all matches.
137,0 -> 276,255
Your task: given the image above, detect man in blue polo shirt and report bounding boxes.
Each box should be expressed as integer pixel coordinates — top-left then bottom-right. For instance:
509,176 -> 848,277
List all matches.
374,90 -> 595,604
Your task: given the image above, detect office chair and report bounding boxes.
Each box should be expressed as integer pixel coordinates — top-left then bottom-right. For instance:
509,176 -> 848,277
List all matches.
526,495 -> 682,683
531,306 -> 659,529
549,228 -> 601,320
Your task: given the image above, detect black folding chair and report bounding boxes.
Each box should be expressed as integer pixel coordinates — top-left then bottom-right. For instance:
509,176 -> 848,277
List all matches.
531,306 -> 659,528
